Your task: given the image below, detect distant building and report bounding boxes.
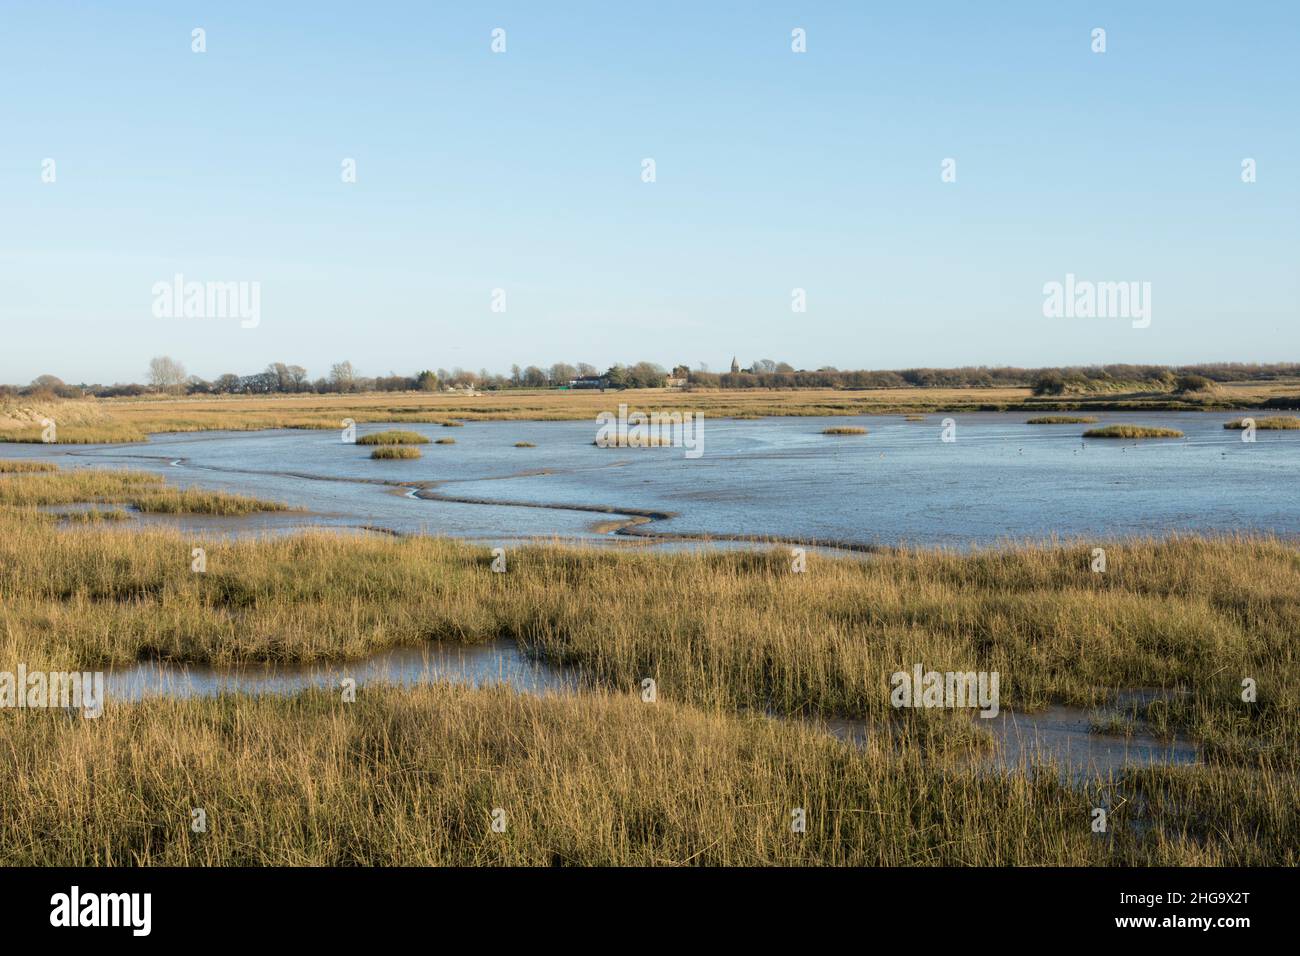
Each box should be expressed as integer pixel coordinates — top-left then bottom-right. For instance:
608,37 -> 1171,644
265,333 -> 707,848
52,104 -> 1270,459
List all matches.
569,375 -> 610,391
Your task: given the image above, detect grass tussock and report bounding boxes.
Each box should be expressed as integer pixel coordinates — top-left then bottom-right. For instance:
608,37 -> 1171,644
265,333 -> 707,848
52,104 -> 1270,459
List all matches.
369,446 -> 421,460
1026,416 -> 1099,425
822,426 -> 867,435
435,438 -> 456,445
1083,425 -> 1184,439
514,441 -> 536,447
356,430 -> 430,445
1225,417 -> 1300,430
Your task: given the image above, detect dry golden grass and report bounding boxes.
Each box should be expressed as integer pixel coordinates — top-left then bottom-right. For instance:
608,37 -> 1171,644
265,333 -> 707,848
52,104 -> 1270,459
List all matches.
369,446 -> 421,460
0,460 -> 58,473
3,378 -> 1292,444
356,430 -> 430,445
0,466 -> 291,515
3,683 -> 1292,865
1225,417 -> 1300,430
822,426 -> 867,435
1084,425 -> 1184,439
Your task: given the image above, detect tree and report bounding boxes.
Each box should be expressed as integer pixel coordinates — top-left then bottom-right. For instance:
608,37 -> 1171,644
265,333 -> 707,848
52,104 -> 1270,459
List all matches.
266,363 -> 293,392
148,356 -> 187,394
549,362 -> 576,385
1175,373 -> 1213,393
416,370 -> 439,391
522,365 -> 548,387
330,361 -> 357,393
576,362 -> 598,377
1032,372 -> 1066,396
628,362 -> 668,387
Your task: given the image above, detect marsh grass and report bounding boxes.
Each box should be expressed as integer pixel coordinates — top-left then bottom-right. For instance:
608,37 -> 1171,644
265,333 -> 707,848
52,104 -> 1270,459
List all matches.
822,426 -> 867,435
356,430 -> 430,445
0,467 -> 290,515
1225,417 -> 1300,430
435,438 -> 456,445
0,493 -> 1294,759
0,683 -> 1292,865
0,424 -> 147,444
369,446 -> 421,459
514,441 -> 536,447
1027,416 -> 1099,424
0,460 -> 59,472
1083,425 -> 1184,439
0,480 -> 1296,864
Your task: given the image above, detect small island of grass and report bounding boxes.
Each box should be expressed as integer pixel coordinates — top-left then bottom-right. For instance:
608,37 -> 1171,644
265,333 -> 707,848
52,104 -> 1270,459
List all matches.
357,430 -> 430,446
1026,416 -> 1099,425
370,446 -> 422,460
1224,417 -> 1300,430
822,426 -> 867,436
1083,425 -> 1184,439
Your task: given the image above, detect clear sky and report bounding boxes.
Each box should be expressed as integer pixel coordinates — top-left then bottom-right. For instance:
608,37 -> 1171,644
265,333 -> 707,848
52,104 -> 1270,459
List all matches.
1,1 -> 1296,384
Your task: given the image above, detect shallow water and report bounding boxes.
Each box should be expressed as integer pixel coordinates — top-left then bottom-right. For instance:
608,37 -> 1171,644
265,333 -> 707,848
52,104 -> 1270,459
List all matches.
106,640 -> 1197,779
11,410 -> 1297,548
105,639 -> 580,700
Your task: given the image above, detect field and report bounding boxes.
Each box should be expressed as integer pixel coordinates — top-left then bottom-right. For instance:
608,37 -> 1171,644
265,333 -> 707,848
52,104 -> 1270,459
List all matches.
3,378 -> 1299,444
0,466 -> 1295,865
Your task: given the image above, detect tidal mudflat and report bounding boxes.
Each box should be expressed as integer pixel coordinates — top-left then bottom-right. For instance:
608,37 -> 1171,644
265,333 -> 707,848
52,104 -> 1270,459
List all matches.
7,409 -> 1298,548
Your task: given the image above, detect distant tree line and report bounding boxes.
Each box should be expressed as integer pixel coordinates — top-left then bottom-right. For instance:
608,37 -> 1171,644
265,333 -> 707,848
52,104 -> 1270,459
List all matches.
4,360 -> 1298,400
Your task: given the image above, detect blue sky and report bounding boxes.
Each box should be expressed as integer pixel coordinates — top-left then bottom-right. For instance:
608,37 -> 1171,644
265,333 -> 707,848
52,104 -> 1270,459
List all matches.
1,1 -> 1296,384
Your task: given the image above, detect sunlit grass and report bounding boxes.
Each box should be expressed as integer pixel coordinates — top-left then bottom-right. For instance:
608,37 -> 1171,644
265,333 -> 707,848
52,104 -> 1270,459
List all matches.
1225,417 -> 1300,430
1083,425 -> 1184,439
356,430 -> 430,445
369,446 -> 421,459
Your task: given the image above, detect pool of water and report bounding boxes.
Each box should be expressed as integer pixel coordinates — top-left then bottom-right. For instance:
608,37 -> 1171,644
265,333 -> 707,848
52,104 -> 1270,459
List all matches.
105,638 -> 1197,780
